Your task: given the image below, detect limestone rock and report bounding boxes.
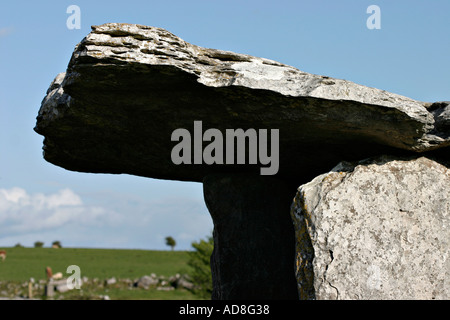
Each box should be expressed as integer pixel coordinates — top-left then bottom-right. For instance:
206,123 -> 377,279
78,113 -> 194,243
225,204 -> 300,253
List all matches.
291,156 -> 450,300
33,23 -> 450,300
428,101 -> 450,135
168,274 -> 194,290
34,23 -> 449,183
134,275 -> 158,289
104,277 -> 117,286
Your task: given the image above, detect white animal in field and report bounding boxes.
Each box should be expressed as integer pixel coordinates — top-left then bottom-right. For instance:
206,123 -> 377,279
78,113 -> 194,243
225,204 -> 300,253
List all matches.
52,272 -> 63,280
0,250 -> 6,262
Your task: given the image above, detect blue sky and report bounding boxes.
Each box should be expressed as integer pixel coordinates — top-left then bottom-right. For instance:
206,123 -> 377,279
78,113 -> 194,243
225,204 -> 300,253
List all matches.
0,1 -> 449,250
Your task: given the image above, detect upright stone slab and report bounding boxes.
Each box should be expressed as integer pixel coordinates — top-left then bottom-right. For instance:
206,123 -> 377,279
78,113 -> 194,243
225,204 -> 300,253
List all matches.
291,156 -> 450,300
204,174 -> 298,299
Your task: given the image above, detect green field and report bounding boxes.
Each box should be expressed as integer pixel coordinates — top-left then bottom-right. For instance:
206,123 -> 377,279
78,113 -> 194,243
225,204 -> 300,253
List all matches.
0,247 -> 201,300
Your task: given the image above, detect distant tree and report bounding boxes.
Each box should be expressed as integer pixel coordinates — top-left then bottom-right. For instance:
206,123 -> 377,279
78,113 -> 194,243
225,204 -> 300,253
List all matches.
14,243 -> 23,248
165,236 -> 176,251
52,241 -> 62,248
34,241 -> 44,248
187,235 -> 213,299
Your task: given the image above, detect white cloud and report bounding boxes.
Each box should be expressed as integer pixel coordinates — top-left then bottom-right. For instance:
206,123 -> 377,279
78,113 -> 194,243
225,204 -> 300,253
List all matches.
0,187 -> 213,250
0,187 -> 119,237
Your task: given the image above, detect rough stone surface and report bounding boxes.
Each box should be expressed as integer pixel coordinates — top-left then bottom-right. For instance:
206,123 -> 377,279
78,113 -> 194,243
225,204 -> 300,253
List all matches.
134,275 -> 158,289
169,274 -> 195,290
428,101 -> 450,135
203,174 -> 298,299
34,23 -> 449,184
33,23 -> 450,300
291,156 -> 450,300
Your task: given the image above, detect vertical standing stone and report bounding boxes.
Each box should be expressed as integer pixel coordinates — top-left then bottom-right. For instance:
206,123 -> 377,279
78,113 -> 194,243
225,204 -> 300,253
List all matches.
45,281 -> 54,298
28,279 -> 34,299
291,156 -> 450,300
203,173 -> 298,299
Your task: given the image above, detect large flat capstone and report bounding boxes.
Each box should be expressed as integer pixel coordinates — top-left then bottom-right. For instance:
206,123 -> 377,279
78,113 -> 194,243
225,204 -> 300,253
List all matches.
34,23 -> 449,183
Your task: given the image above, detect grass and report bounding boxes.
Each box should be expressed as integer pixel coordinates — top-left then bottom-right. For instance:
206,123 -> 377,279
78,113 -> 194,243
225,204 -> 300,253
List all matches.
0,247 -> 201,300
0,247 -> 191,281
